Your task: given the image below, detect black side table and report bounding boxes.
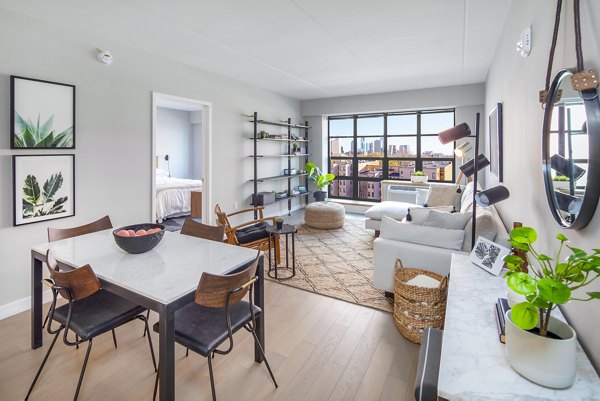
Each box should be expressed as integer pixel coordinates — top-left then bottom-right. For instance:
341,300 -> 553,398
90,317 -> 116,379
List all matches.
266,223 -> 297,280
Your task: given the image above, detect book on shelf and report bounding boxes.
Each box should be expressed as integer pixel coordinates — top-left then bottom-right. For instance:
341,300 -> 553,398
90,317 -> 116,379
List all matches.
494,303 -> 506,343
497,297 -> 510,322
493,297 -> 511,344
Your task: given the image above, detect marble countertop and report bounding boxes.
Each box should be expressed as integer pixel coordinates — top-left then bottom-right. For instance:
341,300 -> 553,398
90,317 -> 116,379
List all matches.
33,230 -> 258,305
438,253 -> 600,401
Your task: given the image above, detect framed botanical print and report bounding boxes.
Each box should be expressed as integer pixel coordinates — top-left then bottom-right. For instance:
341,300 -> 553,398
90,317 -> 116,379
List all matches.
13,155 -> 75,226
469,236 -> 510,276
10,76 -> 75,149
489,102 -> 503,181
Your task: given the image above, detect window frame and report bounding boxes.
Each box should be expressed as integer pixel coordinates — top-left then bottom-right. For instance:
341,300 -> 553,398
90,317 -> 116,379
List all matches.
327,109 -> 456,202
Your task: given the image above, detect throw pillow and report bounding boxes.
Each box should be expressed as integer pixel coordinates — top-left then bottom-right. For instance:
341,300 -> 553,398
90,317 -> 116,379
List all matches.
425,185 -> 457,207
415,188 -> 429,206
462,209 -> 499,251
407,206 -> 454,224
380,215 -> 465,251
423,209 -> 471,230
364,201 -> 418,221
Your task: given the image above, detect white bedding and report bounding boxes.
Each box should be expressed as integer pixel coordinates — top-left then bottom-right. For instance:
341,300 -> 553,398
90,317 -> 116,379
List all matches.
155,173 -> 202,222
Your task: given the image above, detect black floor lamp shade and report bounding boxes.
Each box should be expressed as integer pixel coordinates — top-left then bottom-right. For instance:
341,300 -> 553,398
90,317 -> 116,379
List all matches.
438,123 -> 471,145
459,154 -> 490,177
550,154 -> 586,180
475,185 -> 510,207
555,191 -> 583,214
436,114 -> 510,249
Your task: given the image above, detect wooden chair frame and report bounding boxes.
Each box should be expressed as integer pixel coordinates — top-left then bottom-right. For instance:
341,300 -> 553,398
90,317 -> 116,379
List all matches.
47,215 -> 113,242
214,204 -> 280,263
180,219 -> 225,242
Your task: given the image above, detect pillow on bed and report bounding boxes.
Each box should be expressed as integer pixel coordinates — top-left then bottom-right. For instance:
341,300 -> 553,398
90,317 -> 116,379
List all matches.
156,168 -> 169,177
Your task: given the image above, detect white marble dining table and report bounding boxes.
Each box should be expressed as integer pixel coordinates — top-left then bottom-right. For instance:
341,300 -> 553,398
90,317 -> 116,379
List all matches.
438,253 -> 600,400
30,229 -> 263,401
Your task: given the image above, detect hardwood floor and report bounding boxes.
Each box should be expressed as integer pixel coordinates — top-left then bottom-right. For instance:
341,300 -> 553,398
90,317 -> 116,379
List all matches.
0,280 -> 419,401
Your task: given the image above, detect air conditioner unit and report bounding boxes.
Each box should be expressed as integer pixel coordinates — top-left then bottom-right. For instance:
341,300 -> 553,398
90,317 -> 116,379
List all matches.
387,185 -> 418,203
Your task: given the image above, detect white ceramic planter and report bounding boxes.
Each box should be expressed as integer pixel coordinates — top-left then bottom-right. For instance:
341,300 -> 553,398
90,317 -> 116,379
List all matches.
553,180 -> 570,191
505,310 -> 577,388
411,175 -> 428,183
506,287 -> 527,307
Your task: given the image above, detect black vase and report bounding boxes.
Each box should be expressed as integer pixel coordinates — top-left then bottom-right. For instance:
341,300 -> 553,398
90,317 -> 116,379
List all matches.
313,191 -> 327,202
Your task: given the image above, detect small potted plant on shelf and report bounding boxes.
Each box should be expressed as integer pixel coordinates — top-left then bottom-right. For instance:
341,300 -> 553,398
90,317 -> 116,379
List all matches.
552,174 -> 570,191
410,170 -> 428,183
502,226 -> 600,388
292,142 -> 301,155
274,216 -> 284,230
305,162 -> 335,202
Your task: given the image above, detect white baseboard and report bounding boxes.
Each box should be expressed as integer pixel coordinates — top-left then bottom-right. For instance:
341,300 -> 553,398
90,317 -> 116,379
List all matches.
0,290 -> 53,321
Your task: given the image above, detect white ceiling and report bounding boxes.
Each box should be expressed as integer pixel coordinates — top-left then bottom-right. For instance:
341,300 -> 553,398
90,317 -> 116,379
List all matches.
0,0 -> 512,100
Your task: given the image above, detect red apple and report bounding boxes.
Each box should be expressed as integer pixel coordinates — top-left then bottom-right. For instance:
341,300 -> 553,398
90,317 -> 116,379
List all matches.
136,229 -> 148,236
116,230 -> 130,237
127,230 -> 136,236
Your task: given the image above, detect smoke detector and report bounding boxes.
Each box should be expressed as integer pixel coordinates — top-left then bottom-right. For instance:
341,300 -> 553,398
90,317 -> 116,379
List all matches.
97,49 -> 113,65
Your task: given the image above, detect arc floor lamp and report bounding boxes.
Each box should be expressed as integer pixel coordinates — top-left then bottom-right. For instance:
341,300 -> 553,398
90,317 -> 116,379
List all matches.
437,113 -> 510,248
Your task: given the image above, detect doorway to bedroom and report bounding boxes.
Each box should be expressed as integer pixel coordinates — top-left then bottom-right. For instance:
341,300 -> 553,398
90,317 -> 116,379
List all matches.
151,93 -> 212,230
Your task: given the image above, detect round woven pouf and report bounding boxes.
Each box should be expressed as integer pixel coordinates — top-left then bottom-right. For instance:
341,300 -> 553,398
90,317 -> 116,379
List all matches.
304,202 -> 345,229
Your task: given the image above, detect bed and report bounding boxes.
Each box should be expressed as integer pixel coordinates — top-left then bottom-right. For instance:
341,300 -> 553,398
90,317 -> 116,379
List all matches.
155,169 -> 202,223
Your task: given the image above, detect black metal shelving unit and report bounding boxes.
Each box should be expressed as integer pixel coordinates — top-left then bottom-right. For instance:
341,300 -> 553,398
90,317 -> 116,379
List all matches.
249,112 -> 310,218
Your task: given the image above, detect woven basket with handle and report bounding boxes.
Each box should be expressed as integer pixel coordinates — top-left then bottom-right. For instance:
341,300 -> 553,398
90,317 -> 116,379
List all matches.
393,259 -> 448,343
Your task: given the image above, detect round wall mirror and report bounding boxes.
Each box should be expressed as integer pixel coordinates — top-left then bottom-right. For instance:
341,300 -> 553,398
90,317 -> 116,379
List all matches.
542,69 -> 600,229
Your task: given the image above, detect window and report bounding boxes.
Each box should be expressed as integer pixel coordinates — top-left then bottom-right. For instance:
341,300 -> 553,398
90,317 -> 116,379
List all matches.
550,103 -> 588,187
328,110 -> 455,201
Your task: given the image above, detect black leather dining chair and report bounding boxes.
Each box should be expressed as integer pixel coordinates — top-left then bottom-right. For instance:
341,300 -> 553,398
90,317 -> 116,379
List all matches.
152,252 -> 277,401
46,215 -> 150,341
25,250 -> 157,401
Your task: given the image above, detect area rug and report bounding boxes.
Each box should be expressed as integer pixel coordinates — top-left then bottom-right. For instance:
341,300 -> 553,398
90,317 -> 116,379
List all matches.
266,220 -> 393,313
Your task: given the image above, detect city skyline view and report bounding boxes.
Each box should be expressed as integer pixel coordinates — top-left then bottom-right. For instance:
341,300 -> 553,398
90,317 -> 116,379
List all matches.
328,110 -> 456,201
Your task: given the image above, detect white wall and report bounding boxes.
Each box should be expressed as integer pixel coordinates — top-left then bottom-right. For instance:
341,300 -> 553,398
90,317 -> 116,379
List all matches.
301,84 -> 486,188
156,107 -> 192,179
485,0 -> 600,370
0,9 -> 299,311
190,110 -> 203,180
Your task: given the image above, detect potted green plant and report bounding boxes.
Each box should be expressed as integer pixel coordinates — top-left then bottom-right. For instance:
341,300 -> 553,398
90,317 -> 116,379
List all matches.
503,226 -> 600,388
291,142 -> 301,155
552,174 -> 570,191
305,162 -> 335,202
410,170 -> 428,183
274,216 -> 284,230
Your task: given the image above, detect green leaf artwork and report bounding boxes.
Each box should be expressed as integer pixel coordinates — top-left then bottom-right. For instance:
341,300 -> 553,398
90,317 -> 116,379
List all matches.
13,112 -> 73,148
22,172 -> 68,218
